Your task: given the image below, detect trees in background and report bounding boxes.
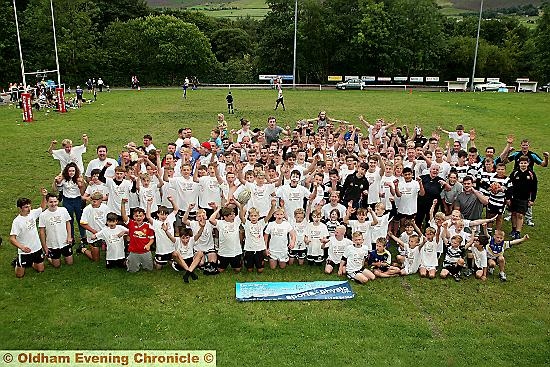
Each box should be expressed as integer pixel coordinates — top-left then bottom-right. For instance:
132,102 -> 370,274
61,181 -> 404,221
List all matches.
1,0 -> 549,87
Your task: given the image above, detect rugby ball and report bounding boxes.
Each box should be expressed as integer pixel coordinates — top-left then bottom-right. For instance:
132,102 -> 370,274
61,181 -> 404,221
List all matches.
490,182 -> 501,194
236,188 -> 252,205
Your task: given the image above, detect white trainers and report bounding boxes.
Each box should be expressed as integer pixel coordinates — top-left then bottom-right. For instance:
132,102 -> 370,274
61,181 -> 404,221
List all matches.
499,272 -> 507,282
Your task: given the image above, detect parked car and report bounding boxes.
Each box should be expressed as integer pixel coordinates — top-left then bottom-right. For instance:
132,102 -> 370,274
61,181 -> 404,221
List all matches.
538,82 -> 550,92
336,78 -> 365,90
474,81 -> 507,91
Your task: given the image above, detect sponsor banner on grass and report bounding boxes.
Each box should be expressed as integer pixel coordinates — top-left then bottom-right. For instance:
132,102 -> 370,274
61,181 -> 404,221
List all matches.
410,76 -> 424,82
426,76 -> 440,82
56,88 -> 66,113
236,281 -> 355,301
394,76 -> 408,82
0,350 -> 216,367
328,76 -> 343,81
361,76 -> 376,82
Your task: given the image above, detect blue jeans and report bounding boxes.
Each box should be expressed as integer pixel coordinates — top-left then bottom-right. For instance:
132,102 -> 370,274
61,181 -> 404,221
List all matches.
62,195 -> 86,242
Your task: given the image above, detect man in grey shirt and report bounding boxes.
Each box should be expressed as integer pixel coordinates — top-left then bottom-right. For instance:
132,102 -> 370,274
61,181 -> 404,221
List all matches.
264,116 -> 290,145
453,175 -> 488,220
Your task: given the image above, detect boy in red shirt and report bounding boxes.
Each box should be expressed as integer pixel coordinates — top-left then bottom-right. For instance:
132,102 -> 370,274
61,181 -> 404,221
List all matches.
121,199 -> 154,272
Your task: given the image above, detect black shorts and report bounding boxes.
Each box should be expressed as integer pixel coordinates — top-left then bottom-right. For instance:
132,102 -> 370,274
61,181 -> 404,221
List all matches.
510,199 -> 528,215
244,251 -> 264,270
17,249 -> 45,268
154,253 -> 173,265
288,249 -> 307,259
48,245 -> 73,259
326,259 -> 340,268
443,263 -> 463,275
106,259 -> 126,269
218,255 -> 242,270
487,204 -> 505,215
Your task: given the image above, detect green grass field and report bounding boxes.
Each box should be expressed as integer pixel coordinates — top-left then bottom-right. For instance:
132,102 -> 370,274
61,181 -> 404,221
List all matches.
1,89 -> 549,366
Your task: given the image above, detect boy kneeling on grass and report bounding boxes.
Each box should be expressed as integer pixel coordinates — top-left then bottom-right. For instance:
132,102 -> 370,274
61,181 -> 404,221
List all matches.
121,198 -> 154,272
339,232 -> 375,284
368,237 -> 401,278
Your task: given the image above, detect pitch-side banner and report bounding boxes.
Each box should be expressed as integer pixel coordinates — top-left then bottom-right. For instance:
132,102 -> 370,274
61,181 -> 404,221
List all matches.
236,281 -> 355,301
21,93 -> 33,122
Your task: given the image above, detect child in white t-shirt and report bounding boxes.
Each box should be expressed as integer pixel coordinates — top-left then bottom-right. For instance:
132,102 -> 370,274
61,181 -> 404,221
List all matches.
264,208 -> 296,269
238,199 -> 276,272
339,232 -> 375,284
90,213 -> 128,269
324,225 -> 352,274
305,209 -> 330,265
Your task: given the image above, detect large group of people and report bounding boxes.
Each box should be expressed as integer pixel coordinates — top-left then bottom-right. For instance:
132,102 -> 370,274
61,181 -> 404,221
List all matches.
9,112 -> 547,285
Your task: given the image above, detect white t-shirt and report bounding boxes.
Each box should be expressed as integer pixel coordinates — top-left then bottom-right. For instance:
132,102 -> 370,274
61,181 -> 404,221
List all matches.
369,213 -> 390,244
244,218 -> 267,252
265,220 -> 293,253
276,184 -> 310,219
215,218 -> 242,257
52,145 -> 86,173
38,207 -> 71,248
322,203 -> 346,220
59,179 -> 82,198
189,220 -> 215,252
246,182 -> 276,217
471,246 -> 487,268
420,240 -> 438,268
95,225 -> 127,260
169,176 -> 199,212
175,237 -> 194,259
138,184 -> 161,213
380,175 -> 396,210
365,168 -> 382,204
327,237 -> 352,264
291,219 -> 308,251
198,175 -> 222,208
80,203 -> 109,242
348,220 -> 373,247
448,131 -> 470,150
397,180 -> 420,215
85,182 -> 108,199
10,208 -> 43,254
105,178 -> 133,216
85,158 -> 118,178
343,245 -> 368,273
305,222 -> 329,257
151,215 -> 177,255
403,243 -> 421,275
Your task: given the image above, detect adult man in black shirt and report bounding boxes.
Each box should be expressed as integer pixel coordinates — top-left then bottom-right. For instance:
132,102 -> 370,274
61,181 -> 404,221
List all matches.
416,164 -> 450,228
340,162 -> 369,209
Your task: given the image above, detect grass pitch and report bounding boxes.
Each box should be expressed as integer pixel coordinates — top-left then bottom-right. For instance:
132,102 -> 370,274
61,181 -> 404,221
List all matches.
0,89 -> 549,366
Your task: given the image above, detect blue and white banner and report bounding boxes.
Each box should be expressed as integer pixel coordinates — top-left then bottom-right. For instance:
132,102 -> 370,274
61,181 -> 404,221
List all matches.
236,281 -> 355,302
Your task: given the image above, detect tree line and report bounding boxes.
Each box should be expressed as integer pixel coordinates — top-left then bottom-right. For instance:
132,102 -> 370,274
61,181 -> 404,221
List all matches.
1,0 -> 549,87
